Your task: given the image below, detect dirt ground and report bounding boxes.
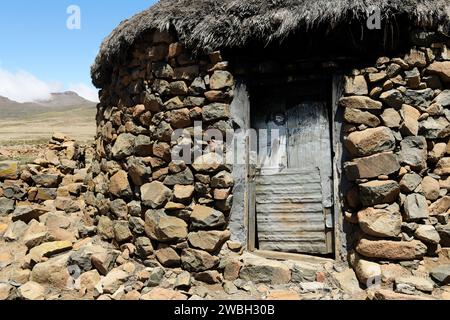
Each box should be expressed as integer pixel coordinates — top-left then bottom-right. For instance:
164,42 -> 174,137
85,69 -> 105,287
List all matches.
0,107 -> 96,163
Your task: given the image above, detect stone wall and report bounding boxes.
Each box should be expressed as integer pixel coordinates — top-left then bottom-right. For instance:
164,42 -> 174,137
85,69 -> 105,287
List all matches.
88,30 -> 239,280
341,43 -> 450,286
90,27 -> 450,290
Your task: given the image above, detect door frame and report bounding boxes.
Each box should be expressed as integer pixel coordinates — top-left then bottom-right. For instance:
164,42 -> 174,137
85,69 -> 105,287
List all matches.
245,75 -> 345,260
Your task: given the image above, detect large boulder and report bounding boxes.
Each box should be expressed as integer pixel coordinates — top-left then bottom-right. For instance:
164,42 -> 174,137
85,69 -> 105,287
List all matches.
180,248 -> 219,272
111,133 -> 135,159
239,256 -> 291,285
140,181 -> 172,209
357,207 -> 402,237
190,205 -> 226,229
359,180 -> 400,206
188,230 -> 231,252
345,127 -> 395,157
343,108 -> 380,128
345,152 -> 400,181
356,239 -> 427,260
339,96 -> 382,110
144,210 -> 188,242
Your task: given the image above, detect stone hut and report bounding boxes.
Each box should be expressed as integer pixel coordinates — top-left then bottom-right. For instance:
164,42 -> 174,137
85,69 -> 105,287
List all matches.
89,0 -> 450,287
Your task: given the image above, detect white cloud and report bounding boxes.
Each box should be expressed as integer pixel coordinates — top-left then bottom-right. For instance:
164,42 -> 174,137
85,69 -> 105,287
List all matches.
69,83 -> 99,102
0,68 -> 62,103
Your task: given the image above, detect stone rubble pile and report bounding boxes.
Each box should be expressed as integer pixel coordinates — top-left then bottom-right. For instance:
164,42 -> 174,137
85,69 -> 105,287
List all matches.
342,43 -> 450,294
0,134 -> 357,300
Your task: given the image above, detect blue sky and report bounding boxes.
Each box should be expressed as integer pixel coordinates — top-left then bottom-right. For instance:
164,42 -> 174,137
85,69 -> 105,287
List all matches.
0,0 -> 157,102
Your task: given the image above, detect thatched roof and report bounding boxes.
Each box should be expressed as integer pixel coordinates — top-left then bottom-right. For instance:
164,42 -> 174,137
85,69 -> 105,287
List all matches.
92,0 -> 450,88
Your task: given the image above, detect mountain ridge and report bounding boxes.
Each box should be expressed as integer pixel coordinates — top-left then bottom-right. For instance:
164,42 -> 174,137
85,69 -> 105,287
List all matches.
0,91 -> 97,119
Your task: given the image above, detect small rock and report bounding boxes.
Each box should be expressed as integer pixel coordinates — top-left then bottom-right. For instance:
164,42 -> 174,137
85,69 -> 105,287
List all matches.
17,282 -> 45,300
414,225 -> 440,244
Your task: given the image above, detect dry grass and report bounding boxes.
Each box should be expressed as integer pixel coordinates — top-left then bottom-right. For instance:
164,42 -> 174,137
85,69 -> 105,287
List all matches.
0,106 -> 96,164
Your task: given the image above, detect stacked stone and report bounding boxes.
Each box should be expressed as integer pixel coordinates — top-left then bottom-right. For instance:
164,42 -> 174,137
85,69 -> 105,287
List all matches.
88,30 -> 237,281
0,134 -> 94,242
342,44 -> 450,286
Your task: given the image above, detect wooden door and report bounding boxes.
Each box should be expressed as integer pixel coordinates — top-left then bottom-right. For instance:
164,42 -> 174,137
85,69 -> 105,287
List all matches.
252,96 -> 334,255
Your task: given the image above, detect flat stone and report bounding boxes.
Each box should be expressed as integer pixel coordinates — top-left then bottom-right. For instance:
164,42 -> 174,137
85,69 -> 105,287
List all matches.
17,282 -> 45,300
381,108 -> 402,128
11,206 -> 48,223
430,265 -> 450,285
345,152 -> 400,181
339,96 -> 383,110
188,230 -> 231,252
181,248 -> 219,272
144,209 -> 188,242
359,180 -> 400,206
191,205 -> 226,229
141,181 -> 172,209
399,136 -> 427,170
140,288 -> 187,300
29,241 -> 73,263
194,270 -> 223,284
404,194 -> 429,221
266,290 -> 301,300
239,256 -> 291,285
357,207 -> 402,237
370,289 -> 435,300
356,239 -> 427,260
0,161 -> 19,180
414,225 -> 440,244
344,108 -> 380,127
345,127 -> 395,157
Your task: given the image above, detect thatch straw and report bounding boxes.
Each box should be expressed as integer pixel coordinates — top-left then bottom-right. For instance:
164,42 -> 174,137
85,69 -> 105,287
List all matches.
92,0 -> 450,87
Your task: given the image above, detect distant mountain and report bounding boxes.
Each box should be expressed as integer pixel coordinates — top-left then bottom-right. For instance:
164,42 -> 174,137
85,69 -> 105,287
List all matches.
0,91 -> 96,119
